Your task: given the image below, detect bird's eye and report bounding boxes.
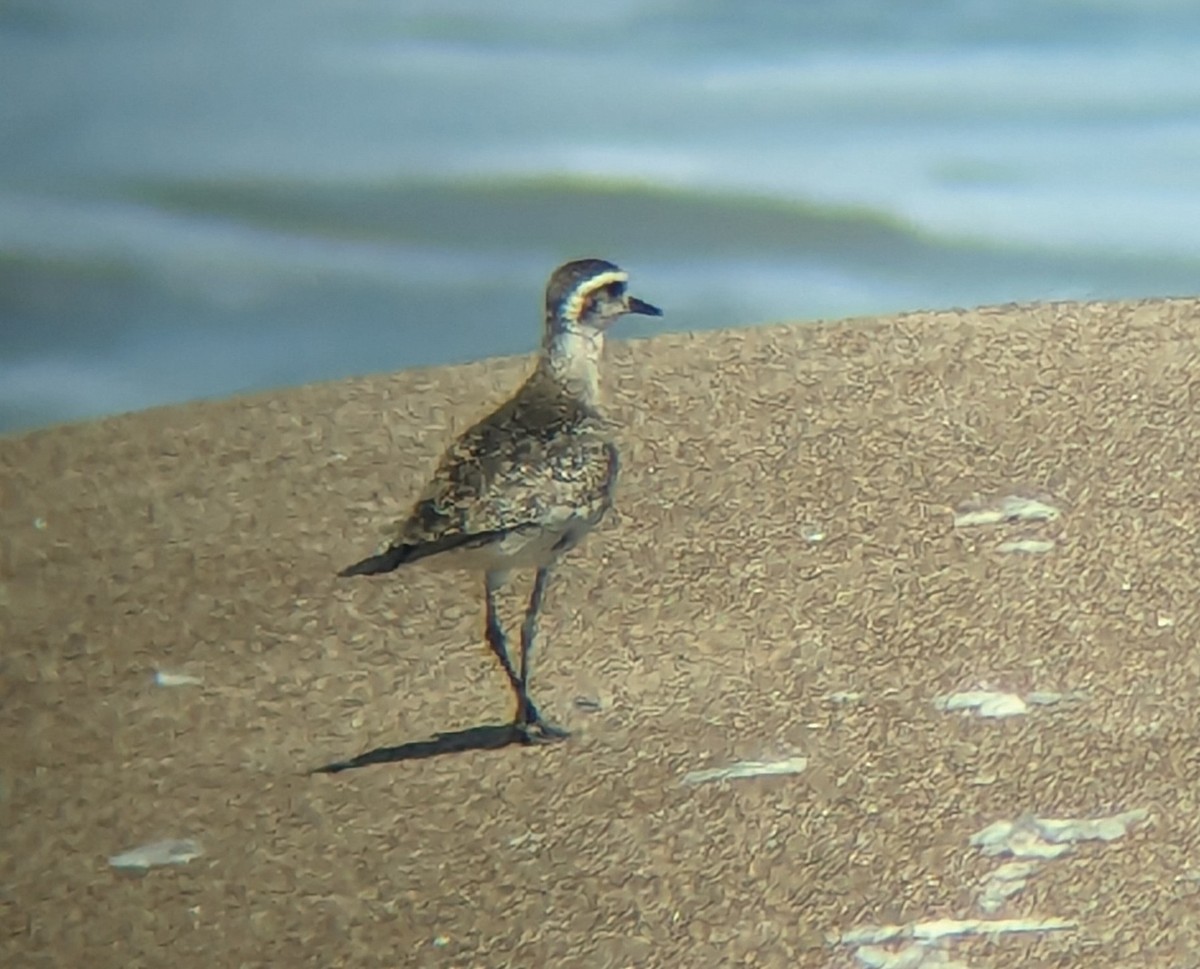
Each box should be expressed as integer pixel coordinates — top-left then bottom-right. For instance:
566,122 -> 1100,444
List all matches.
605,282 -> 626,299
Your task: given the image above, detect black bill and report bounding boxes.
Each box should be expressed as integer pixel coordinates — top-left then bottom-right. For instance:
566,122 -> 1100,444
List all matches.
627,295 -> 663,317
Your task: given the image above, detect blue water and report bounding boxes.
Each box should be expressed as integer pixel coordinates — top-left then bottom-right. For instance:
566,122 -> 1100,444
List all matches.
3,0 -> 1200,432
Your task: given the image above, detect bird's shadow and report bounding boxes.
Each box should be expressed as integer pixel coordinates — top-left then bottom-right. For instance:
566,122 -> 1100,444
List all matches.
310,722 -> 520,774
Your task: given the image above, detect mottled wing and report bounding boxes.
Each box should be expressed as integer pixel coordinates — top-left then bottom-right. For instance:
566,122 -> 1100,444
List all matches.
340,387 -> 617,576
406,395 -> 617,545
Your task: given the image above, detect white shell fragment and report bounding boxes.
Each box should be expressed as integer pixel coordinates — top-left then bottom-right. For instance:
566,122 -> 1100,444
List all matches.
108,838 -> 203,870
978,860 -> 1042,914
971,820 -> 1020,851
934,691 -> 1028,718
800,523 -> 826,543
934,688 -> 1082,719
839,917 -> 1072,969
970,809 -> 1149,859
1035,809 -> 1150,844
967,810 -> 1149,915
970,819 -> 1071,860
840,810 -> 1143,963
154,670 -> 203,687
1025,691 -> 1072,706
996,538 -> 1055,554
681,756 -> 808,785
953,495 -> 1061,528
840,917 -> 1075,947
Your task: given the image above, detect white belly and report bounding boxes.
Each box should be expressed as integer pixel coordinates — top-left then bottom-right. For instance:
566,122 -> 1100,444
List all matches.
423,517 -> 595,575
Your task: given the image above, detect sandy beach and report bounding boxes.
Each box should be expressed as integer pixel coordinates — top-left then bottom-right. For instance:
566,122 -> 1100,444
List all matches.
3,297 -> 1200,967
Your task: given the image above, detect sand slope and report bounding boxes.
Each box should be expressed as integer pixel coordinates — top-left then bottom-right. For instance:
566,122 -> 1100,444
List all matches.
3,298 -> 1200,968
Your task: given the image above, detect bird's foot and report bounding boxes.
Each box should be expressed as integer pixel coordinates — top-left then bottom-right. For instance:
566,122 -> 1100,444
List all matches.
513,715 -> 571,746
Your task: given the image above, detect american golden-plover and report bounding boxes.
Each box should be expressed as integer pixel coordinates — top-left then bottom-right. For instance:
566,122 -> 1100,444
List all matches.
340,258 -> 662,744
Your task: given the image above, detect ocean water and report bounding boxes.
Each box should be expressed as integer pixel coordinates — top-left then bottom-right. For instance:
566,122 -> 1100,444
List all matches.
3,0 -> 1199,432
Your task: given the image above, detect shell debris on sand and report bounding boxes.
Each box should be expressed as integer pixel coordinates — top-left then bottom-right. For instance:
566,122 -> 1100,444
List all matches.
835,811 -> 1145,962
108,838 -> 203,870
933,688 -> 1081,719
995,538 -> 1055,554
969,810 -> 1149,915
154,670 -> 203,687
837,916 -> 1076,968
681,756 -> 808,785
971,808 -> 1150,857
800,522 -> 826,543
952,494 -> 1062,528
839,916 -> 1077,945
934,690 -> 1029,718
976,860 -> 1043,914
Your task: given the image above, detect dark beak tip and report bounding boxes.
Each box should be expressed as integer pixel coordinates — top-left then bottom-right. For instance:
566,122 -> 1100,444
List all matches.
628,296 -> 663,318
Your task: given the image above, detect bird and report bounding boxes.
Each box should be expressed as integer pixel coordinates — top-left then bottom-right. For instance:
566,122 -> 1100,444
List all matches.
339,258 -> 662,744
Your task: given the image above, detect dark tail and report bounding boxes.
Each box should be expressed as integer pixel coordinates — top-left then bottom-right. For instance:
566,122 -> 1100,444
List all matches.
339,527 -> 510,578
338,545 -> 414,577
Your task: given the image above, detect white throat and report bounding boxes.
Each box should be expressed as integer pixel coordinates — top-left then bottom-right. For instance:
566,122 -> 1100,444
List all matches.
542,325 -> 604,406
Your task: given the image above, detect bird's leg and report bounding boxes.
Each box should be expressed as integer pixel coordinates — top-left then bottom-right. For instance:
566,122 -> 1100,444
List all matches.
515,566 -> 569,744
483,573 -> 540,725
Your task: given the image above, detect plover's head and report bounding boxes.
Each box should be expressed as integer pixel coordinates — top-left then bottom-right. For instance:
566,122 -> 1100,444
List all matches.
543,258 -> 662,341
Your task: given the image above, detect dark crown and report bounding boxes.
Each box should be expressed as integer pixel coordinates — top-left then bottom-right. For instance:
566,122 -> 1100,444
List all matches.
544,259 -> 626,321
